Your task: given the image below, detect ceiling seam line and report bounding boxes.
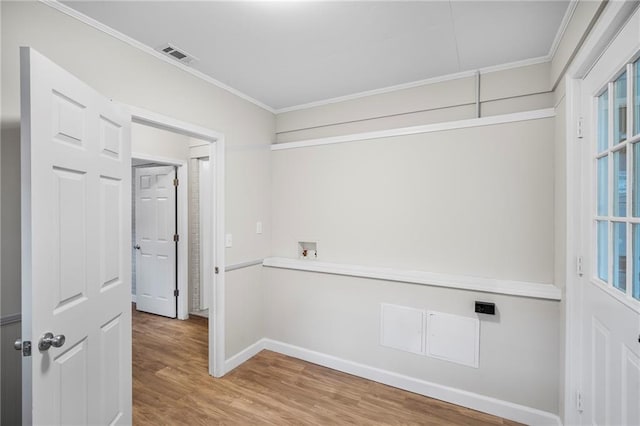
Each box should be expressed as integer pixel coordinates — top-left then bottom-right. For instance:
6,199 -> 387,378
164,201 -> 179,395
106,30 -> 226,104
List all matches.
448,0 -> 462,72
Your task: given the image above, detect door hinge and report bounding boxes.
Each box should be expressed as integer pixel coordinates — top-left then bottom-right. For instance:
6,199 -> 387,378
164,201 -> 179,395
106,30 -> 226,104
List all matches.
173,234 -> 179,242
576,256 -> 584,277
576,390 -> 583,412
214,266 -> 219,274
173,178 -> 179,187
174,289 -> 179,297
577,116 -> 584,139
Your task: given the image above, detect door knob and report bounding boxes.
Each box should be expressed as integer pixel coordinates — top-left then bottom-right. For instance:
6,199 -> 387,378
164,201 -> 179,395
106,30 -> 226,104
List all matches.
14,339 -> 22,351
38,332 -> 66,351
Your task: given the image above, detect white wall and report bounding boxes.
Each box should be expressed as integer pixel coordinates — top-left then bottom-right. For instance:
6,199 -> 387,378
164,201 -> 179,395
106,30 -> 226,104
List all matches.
132,122 -> 191,161
276,61 -> 552,143
272,119 -> 555,283
0,2 -> 274,422
267,117 -> 559,415
265,268 -> 560,413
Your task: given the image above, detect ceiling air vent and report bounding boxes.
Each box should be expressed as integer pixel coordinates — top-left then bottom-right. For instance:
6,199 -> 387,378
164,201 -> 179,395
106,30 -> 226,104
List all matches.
157,43 -> 198,65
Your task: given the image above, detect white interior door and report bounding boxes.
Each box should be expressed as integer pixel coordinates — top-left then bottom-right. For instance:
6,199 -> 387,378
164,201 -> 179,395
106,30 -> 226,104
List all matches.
580,9 -> 640,426
199,158 -> 211,311
134,165 -> 177,318
19,47 -> 132,425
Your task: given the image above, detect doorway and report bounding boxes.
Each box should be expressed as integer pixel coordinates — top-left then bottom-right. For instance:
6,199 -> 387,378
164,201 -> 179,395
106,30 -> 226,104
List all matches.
129,107 -> 226,378
132,161 -> 179,318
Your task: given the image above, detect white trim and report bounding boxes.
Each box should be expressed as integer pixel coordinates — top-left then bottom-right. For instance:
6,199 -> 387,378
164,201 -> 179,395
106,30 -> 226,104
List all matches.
547,1 -> 579,61
262,257 -> 562,301
131,294 -> 136,304
225,259 -> 264,272
128,106 -> 226,378
40,0 -> 274,113
271,108 -> 556,152
275,57 -> 550,114
131,152 -> 189,321
223,339 -> 266,374
260,338 -> 562,426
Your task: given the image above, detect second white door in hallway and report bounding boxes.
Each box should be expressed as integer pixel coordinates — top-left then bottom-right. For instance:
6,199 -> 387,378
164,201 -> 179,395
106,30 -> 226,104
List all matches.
135,165 -> 177,318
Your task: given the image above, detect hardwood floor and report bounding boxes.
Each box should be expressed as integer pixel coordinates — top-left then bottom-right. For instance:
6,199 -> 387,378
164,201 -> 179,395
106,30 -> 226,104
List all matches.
132,307 -> 522,425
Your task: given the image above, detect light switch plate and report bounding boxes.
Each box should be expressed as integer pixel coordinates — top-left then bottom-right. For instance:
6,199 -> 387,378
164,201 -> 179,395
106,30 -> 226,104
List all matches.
225,234 -> 233,248
256,221 -> 263,234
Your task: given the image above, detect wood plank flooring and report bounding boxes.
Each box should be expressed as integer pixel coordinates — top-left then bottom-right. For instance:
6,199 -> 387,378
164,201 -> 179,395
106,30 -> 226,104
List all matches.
132,307 -> 522,425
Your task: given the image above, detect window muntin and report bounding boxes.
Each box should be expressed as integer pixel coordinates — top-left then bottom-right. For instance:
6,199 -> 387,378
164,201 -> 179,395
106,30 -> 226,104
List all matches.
594,63 -> 640,303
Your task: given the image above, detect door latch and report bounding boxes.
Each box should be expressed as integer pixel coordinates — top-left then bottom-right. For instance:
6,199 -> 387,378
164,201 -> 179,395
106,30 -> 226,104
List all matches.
14,339 -> 32,357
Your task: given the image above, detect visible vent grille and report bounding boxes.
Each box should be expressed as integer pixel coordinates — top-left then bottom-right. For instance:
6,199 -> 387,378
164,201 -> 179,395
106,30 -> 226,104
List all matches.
157,43 -> 198,65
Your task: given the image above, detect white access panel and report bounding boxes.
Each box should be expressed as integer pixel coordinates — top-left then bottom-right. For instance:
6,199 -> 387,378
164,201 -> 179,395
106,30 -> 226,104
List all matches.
426,311 -> 480,368
380,304 -> 425,355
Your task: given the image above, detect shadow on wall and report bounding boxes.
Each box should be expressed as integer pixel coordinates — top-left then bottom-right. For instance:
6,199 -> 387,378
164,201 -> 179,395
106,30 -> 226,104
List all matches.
1,124 -> 23,425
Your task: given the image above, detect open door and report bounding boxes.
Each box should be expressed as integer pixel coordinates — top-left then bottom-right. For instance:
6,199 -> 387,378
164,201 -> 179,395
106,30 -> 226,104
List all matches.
134,165 -> 178,318
18,47 -> 132,424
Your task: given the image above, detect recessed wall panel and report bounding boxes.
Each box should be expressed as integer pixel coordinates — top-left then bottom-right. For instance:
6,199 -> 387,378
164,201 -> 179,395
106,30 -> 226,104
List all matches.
380,304 -> 424,355
426,311 -> 479,368
55,339 -> 88,426
52,91 -> 85,147
101,316 -> 122,425
101,176 -> 121,290
54,167 -> 87,309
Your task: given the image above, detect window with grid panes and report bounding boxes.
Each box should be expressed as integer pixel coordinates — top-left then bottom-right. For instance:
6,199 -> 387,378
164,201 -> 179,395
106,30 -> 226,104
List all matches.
595,60 -> 640,302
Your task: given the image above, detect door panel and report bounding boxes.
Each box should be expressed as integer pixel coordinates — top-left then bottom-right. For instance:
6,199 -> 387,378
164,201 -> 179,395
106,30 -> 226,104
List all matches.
135,165 -> 177,318
580,9 -> 640,425
20,47 -> 132,425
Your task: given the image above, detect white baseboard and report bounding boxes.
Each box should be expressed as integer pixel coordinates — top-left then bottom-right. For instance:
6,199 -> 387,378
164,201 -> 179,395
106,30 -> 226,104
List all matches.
239,338 -> 561,426
224,339 -> 266,373
131,294 -> 136,303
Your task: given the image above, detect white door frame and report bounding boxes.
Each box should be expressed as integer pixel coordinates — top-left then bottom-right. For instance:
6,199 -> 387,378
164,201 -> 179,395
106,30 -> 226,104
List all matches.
131,154 -> 187,320
127,106 -> 226,378
564,2 -> 640,425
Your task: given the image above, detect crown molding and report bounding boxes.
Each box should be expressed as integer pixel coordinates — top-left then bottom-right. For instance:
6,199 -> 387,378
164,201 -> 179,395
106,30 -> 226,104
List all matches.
547,1 -> 580,61
41,0 -> 575,116
40,0 -> 275,114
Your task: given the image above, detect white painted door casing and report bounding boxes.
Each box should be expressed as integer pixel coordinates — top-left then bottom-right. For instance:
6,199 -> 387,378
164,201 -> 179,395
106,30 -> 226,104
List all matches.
135,165 -> 177,318
20,47 -> 132,425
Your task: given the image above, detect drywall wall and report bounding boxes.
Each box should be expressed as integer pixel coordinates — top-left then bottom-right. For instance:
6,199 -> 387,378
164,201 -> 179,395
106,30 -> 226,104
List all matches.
0,2 -> 273,422
0,321 -> 21,426
267,116 -> 557,416
275,61 -> 553,142
271,118 -> 554,283
0,127 -> 20,318
131,122 -> 191,161
264,268 -> 560,413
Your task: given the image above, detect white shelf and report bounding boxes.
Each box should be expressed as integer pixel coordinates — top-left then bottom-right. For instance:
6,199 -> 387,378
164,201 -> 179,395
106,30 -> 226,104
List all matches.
262,257 -> 562,301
